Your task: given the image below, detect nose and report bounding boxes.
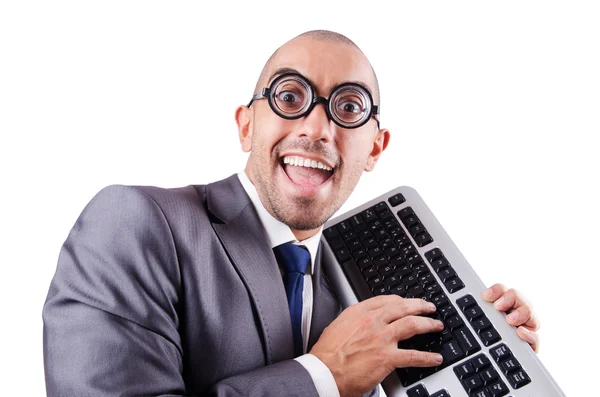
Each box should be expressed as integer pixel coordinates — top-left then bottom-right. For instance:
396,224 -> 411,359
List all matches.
298,102 -> 334,142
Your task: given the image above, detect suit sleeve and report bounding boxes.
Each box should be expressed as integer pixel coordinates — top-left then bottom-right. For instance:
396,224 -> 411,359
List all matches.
42,185 -> 325,397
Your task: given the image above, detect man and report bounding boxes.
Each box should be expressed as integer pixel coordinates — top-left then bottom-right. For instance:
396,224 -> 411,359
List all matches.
43,30 -> 540,397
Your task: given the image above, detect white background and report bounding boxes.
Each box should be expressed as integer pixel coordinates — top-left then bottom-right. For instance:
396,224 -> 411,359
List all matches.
1,1 -> 598,395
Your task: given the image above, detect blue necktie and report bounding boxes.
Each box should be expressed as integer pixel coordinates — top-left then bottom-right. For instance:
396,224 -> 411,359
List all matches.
273,242 -> 310,357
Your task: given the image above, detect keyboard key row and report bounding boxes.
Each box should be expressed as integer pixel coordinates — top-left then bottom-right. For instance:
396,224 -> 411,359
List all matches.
456,294 -> 502,347
424,248 -> 465,293
453,353 -> 510,396
490,343 -> 532,390
397,206 -> 434,247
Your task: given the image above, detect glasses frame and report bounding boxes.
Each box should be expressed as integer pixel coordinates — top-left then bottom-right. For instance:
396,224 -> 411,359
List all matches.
247,72 -> 380,130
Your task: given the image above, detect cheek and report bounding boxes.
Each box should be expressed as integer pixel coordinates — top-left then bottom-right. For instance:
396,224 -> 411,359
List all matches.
337,133 -> 375,167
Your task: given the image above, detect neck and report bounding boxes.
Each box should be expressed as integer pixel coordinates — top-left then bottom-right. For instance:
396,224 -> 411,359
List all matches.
291,227 -> 320,242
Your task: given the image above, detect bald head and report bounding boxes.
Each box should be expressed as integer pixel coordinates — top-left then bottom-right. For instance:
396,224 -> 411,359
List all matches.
254,30 -> 380,106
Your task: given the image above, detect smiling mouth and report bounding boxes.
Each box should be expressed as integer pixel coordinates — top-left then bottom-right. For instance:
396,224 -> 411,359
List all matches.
280,155 -> 335,187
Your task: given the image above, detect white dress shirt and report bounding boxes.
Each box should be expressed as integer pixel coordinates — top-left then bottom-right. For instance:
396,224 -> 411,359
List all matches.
237,171 -> 340,397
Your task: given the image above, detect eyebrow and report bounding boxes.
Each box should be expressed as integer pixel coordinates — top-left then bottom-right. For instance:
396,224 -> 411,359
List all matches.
267,67 -> 375,99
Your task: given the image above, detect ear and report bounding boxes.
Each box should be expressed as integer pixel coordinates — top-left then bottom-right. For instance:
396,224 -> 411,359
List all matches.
235,105 -> 253,152
364,128 -> 391,172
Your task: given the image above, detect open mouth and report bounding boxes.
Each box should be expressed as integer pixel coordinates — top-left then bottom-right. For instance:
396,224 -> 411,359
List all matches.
280,155 -> 335,187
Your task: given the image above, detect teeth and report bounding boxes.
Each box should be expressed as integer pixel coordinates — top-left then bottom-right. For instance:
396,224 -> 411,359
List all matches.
282,156 -> 333,171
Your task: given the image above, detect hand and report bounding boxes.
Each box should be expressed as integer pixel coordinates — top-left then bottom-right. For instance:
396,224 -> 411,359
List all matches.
481,283 -> 541,352
309,295 -> 445,397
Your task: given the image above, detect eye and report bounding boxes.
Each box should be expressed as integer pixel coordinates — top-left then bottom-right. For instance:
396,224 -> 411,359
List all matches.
277,90 -> 302,103
337,100 -> 364,114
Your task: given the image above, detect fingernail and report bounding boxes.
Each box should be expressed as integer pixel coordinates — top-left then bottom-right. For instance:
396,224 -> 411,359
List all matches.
521,326 -> 531,334
507,312 -> 519,322
428,303 -> 437,311
437,320 -> 444,328
435,354 -> 443,363
482,288 -> 492,299
494,297 -> 505,309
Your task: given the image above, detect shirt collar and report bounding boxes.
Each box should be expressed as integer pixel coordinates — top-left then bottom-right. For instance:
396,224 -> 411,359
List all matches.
237,171 -> 322,274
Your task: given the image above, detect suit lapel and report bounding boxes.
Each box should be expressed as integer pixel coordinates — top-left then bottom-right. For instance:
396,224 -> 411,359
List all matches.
206,175 -> 294,364
308,243 -> 343,351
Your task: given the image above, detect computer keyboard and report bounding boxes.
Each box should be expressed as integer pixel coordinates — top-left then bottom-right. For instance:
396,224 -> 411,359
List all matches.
321,186 -> 566,397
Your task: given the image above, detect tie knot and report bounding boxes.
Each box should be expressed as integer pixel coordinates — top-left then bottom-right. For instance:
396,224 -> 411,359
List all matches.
273,242 -> 310,275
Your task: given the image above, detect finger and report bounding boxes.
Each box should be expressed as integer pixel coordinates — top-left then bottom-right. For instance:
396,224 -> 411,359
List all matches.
505,305 -> 541,331
492,288 -> 529,312
481,283 -> 508,302
378,298 -> 437,323
358,294 -> 408,311
391,315 -> 445,341
393,349 -> 444,368
517,326 -> 540,353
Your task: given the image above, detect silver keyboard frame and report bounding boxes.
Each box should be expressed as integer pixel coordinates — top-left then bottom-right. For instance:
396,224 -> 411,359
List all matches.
321,186 -> 566,397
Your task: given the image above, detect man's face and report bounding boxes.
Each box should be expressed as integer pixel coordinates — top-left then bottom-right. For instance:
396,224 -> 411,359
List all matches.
237,37 -> 390,234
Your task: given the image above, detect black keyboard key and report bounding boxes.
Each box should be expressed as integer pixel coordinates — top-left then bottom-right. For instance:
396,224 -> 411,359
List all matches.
402,275 -> 419,288
374,201 -> 388,213
472,317 -> 493,333
368,277 -> 384,289
430,257 -> 450,272
391,256 -> 406,267
489,344 -> 511,363
380,265 -> 395,277
357,229 -> 372,240
454,361 -> 475,380
425,248 -> 444,262
412,262 -> 429,275
373,286 -> 389,296
472,354 -> 491,372
444,277 -> 465,293
398,207 -> 415,219
462,374 -> 483,394
388,193 -> 406,207
456,295 -> 477,311
384,246 -> 400,259
464,305 -> 485,321
479,367 -> 499,386
410,223 -> 426,236
363,208 -> 378,222
336,220 -> 352,234
373,255 -> 388,268
480,328 -> 501,346
323,226 -> 339,239
426,282 -> 443,298
407,384 -> 429,397
390,284 -> 406,296
453,327 -> 481,355
397,265 -> 413,278
419,273 -> 436,286
471,389 -> 491,397
403,214 -> 420,228
363,237 -> 378,249
335,247 -> 351,262
441,340 -> 465,365
430,391 -> 450,397
384,275 -> 402,288
488,380 -> 509,397
506,369 -> 531,389
415,232 -> 434,247
349,214 -> 367,232
432,294 -> 450,309
362,266 -> 378,280
356,257 -> 372,270
352,248 -> 368,261
499,357 -> 521,374
439,305 -> 457,320
439,267 -> 457,282
328,237 -> 344,250
440,328 -> 453,342
407,254 -> 423,267
346,238 -> 362,252
446,315 -> 464,331
368,247 -> 383,258
407,285 -> 426,298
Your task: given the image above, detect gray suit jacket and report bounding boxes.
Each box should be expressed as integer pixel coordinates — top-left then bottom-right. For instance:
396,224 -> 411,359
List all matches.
43,174 -> 379,397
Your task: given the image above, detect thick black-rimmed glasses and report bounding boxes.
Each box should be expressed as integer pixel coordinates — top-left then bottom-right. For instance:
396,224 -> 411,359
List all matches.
247,73 -> 380,129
